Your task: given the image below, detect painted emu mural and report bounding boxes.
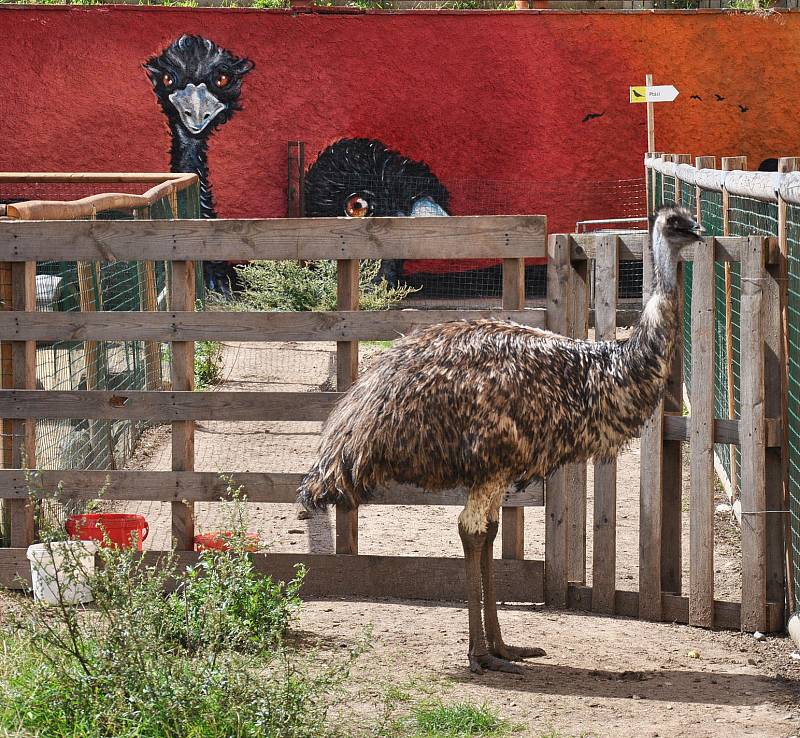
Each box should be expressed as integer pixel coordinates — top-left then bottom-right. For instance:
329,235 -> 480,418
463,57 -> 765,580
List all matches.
144,34 -> 254,294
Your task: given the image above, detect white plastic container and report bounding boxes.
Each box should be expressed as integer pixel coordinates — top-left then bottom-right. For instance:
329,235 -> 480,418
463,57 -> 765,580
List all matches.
26,541 -> 96,605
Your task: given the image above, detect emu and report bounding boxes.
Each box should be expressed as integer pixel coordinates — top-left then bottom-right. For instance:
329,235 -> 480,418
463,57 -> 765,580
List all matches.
298,205 -> 703,674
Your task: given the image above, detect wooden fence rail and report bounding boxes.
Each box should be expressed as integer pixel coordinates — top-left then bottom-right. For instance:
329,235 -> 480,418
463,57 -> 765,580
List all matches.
0,215 -> 785,633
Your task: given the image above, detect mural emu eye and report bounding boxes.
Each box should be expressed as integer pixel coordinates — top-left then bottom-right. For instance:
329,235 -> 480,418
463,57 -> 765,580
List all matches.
345,194 -> 371,218
162,73 -> 174,88
214,72 -> 231,89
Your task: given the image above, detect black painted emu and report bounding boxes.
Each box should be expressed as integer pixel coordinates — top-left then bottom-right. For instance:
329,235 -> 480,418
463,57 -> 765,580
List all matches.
304,138 -> 450,285
299,205 -> 704,674
144,35 -> 254,294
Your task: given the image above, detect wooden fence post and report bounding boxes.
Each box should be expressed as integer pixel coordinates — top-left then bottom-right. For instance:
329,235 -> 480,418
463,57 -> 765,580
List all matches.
639,233 -> 664,621
501,258 -> 525,560
170,261 -> 195,550
9,262 -> 36,546
592,234 -> 619,614
777,156 -> 800,617
689,236 -> 716,628
739,236 -> 767,632
0,262 -> 12,542
722,155 -> 748,504
545,234 -> 572,607
649,152 -> 664,215
694,157 -> 717,227
673,155 -> 691,205
139,262 -> 162,391
336,259 -> 359,555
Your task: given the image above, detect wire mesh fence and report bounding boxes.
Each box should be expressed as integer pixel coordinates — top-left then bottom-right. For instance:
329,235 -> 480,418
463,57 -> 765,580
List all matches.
0,176 -> 202,545
653,165 -> 800,615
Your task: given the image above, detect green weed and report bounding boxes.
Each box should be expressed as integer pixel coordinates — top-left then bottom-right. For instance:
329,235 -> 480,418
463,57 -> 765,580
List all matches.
194,339 -> 224,389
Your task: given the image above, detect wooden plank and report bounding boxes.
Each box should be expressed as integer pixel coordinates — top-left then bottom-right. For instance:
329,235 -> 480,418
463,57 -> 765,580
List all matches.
739,236 -> 767,633
592,235 -> 618,614
570,234 -> 777,265
336,259 -> 359,555
0,216 -> 547,262
170,261 -> 195,550
545,234 -> 571,607
662,414 -> 782,447
140,261 -> 162,391
566,583 -> 783,632
1,261 -> 13,543
662,254 -> 684,596
0,469 -> 544,506
639,235 -> 663,622
0,546 -> 544,602
501,258 -> 526,560
0,308 -> 549,343
8,262 -> 36,547
567,258 -> 589,584
689,236 -> 716,628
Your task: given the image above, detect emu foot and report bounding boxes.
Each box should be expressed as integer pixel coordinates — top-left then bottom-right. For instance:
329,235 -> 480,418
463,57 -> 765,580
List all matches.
468,652 -> 524,675
490,644 -> 547,661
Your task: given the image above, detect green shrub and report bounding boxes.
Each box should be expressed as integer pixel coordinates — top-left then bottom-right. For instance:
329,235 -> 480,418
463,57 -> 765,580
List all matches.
234,259 -> 417,312
194,339 -> 224,389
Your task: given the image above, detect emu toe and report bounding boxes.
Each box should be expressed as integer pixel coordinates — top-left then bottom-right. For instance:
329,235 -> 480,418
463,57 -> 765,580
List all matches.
491,644 -> 547,661
469,653 -> 524,675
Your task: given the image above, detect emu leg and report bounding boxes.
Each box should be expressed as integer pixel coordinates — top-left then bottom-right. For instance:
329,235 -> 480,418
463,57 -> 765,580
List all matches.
458,522 -> 521,675
481,520 -> 547,662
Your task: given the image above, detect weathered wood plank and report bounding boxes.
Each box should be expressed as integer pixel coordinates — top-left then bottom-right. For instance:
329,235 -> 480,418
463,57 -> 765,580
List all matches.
335,259 -> 359,555
570,235 -> 776,265
0,548 -> 544,603
661,414 -> 781,447
170,261 -> 195,550
689,238 -> 716,627
0,308 -> 548,343
0,469 -> 544,506
545,234 -> 571,607
592,235 -> 618,614
739,236 -> 768,633
639,237 -> 663,622
0,216 -> 547,262
501,258 -> 526,560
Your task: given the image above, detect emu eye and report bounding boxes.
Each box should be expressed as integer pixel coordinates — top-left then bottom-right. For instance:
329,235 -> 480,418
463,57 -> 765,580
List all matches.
345,194 -> 371,218
162,73 -> 173,88
215,73 -> 231,89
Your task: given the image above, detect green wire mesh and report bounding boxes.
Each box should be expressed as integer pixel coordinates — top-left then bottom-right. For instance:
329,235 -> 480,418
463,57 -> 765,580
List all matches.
0,180 -> 202,546
787,205 -> 800,613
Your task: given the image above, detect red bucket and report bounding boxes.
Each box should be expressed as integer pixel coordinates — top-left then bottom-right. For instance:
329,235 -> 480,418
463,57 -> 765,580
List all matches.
65,513 -> 149,551
194,531 -> 260,552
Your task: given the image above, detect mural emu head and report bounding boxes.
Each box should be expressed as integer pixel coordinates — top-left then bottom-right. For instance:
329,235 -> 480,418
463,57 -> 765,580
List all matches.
304,138 -> 450,285
144,34 -> 254,141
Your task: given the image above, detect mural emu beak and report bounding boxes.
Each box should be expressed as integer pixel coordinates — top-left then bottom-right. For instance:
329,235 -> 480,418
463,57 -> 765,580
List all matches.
409,197 -> 448,217
168,83 -> 225,134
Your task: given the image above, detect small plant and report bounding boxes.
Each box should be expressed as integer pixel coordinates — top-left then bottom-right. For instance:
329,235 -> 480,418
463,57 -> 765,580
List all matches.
235,259 -> 418,313
391,699 -> 515,737
194,339 -> 224,389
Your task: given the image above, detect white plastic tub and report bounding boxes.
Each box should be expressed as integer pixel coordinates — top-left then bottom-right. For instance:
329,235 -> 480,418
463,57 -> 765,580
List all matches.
26,541 -> 97,605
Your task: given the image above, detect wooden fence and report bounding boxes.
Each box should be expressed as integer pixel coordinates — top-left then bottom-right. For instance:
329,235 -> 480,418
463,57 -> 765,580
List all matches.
0,215 -> 785,633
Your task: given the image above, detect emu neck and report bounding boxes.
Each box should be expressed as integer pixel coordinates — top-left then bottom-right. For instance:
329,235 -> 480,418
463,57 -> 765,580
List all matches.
652,228 -> 679,294
170,124 -> 215,219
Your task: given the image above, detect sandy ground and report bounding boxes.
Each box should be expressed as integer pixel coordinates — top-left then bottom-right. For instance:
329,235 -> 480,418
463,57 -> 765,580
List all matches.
110,339 -> 800,736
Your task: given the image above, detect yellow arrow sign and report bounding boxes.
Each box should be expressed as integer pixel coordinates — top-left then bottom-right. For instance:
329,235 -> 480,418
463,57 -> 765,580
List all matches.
630,86 -> 647,103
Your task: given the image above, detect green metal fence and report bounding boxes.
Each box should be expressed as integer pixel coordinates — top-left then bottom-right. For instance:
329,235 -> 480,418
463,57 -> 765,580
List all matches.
0,176 -> 202,545
651,162 -> 800,616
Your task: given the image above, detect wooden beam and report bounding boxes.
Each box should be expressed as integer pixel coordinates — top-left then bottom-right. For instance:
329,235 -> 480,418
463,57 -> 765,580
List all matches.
0,469 -> 544,506
689,236 -> 716,628
0,216 -> 547,262
661,414 -> 781,447
0,308 -> 548,343
501,258 -> 526,561
592,235 -> 618,615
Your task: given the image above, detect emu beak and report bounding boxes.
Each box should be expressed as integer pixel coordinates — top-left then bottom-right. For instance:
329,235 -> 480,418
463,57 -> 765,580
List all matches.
169,83 -> 225,135
409,197 -> 449,217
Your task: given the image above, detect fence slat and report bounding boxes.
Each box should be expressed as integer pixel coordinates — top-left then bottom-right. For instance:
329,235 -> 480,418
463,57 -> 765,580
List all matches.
0,216 -> 546,262
170,261 -> 195,550
592,235 -> 618,614
335,259 -> 359,555
689,238 -> 716,628
639,235 -> 663,621
501,258 -> 526,560
545,234 -> 571,607
8,262 -> 36,546
0,308 -> 548,343
740,236 -> 767,632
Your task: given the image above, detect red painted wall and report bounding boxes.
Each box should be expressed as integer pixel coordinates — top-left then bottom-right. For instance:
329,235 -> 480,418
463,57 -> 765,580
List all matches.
2,6 -> 799,238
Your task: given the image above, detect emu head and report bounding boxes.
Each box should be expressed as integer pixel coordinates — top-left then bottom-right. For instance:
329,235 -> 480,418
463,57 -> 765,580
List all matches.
650,204 -> 704,293
303,138 -> 450,219
144,35 -> 254,137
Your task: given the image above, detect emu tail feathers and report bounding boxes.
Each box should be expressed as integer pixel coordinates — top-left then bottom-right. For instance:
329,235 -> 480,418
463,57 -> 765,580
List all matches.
297,450 -> 361,513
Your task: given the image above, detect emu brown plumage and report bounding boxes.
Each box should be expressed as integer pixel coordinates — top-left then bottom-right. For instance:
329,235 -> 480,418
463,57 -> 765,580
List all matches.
298,205 -> 704,674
